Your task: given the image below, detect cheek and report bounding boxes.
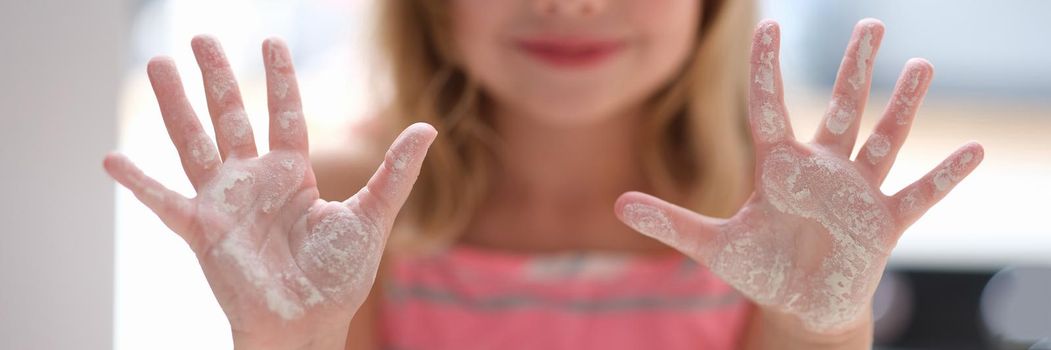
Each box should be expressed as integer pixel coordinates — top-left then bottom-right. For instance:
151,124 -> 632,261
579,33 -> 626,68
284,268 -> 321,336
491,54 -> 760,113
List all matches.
449,1 -> 512,89
450,1 -> 512,57
629,0 -> 699,84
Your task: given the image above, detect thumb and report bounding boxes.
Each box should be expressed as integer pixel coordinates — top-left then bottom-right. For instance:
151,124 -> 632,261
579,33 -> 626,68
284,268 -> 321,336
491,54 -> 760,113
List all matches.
614,191 -> 724,262
349,122 -> 438,224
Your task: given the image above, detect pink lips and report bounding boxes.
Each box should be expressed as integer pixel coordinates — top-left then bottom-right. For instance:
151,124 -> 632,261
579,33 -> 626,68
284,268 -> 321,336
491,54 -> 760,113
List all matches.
515,37 -> 625,69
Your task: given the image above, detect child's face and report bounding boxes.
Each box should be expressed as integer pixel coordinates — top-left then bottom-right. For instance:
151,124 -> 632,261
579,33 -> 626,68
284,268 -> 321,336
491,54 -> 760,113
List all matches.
451,0 -> 701,127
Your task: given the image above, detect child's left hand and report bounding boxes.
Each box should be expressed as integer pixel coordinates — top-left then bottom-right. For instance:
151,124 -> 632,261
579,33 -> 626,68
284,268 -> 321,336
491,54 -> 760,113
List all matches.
615,19 -> 983,333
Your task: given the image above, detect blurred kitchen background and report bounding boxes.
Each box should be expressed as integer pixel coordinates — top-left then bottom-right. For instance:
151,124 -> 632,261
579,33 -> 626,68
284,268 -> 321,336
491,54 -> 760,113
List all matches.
1,0 -> 1048,349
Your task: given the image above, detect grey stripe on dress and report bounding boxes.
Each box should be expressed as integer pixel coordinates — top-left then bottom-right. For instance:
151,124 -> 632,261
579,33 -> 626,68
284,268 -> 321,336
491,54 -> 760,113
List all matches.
384,281 -> 743,313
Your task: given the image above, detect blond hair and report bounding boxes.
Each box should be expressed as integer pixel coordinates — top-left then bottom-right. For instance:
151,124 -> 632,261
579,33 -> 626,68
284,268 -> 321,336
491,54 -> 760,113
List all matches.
376,0 -> 757,253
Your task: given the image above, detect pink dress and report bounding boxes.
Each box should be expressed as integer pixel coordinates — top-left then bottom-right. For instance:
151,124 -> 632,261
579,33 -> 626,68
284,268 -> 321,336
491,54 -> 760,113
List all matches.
379,245 -> 751,350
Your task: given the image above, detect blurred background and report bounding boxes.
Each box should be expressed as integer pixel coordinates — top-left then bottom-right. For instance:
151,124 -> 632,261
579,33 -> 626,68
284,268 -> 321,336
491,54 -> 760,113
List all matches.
1,0 -> 1048,349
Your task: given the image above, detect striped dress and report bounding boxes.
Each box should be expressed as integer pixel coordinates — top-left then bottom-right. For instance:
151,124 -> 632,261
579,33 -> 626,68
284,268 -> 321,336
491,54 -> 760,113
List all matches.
379,245 -> 751,350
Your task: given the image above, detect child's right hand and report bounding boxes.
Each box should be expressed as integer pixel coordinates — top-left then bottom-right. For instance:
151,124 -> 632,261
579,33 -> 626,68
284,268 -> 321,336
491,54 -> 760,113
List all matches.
103,36 -> 436,349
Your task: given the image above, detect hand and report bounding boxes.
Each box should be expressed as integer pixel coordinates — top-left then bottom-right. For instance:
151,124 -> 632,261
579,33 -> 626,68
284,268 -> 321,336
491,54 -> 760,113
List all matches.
103,36 -> 436,349
615,19 -> 983,333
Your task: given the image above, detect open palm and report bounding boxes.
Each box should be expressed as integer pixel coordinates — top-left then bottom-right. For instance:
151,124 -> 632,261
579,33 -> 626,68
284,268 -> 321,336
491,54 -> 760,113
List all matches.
104,36 -> 436,347
615,19 -> 983,332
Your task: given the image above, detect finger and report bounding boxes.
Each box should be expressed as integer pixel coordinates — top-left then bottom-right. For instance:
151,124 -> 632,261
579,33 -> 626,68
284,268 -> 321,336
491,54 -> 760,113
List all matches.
891,142 -> 984,228
857,58 -> 934,184
813,19 -> 885,156
103,153 -> 197,244
349,123 -> 438,227
614,191 -> 725,264
748,20 -> 794,148
263,37 -> 308,156
147,57 -> 221,190
191,35 -> 258,160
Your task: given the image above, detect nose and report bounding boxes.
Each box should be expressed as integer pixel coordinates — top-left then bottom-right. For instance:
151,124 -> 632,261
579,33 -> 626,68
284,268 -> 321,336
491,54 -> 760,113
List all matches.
533,0 -> 607,18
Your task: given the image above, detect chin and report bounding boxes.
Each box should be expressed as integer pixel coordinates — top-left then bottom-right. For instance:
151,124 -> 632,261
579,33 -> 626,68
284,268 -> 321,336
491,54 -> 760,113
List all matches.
483,73 -> 641,128
506,91 -> 634,129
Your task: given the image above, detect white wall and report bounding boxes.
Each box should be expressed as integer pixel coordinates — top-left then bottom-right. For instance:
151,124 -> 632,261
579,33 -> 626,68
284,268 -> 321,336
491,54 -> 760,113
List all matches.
0,0 -> 126,349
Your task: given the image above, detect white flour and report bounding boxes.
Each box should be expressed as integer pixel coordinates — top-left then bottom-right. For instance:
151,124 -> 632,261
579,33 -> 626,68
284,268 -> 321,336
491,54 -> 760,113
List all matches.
221,111 -> 251,147
268,42 -> 290,69
210,70 -> 233,100
709,219 -> 790,304
216,229 -> 304,320
268,42 -> 291,98
899,187 -> 923,216
259,155 -> 304,214
895,68 -> 925,125
622,143 -> 902,331
295,209 -> 380,296
293,274 -> 324,307
392,152 -> 410,171
908,69 -> 921,92
622,203 -> 678,243
933,150 -> 975,192
757,145 -> 892,331
826,99 -> 855,135
755,51 -> 776,94
278,111 -> 299,130
848,30 -> 874,91
207,169 -> 252,214
202,152 -> 318,321
866,133 -> 891,164
933,170 -> 952,191
386,132 -> 422,198
190,135 -> 217,167
272,74 -> 290,99
757,103 -> 785,142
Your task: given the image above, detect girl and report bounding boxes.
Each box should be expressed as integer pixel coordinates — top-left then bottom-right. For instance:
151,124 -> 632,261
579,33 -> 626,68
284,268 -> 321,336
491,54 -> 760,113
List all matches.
103,0 -> 984,349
